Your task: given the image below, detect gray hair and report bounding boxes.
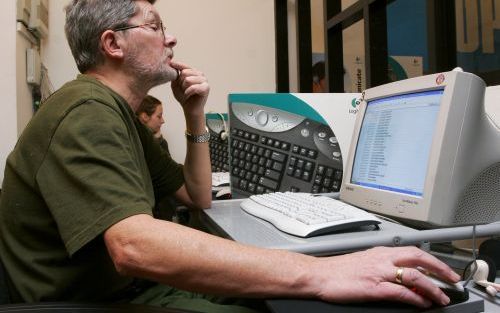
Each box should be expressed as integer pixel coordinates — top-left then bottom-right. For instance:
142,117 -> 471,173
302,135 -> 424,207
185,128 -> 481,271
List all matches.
64,0 -> 156,73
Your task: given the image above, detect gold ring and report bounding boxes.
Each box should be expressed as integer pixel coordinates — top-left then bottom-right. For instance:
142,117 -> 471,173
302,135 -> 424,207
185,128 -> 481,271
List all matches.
395,267 -> 404,284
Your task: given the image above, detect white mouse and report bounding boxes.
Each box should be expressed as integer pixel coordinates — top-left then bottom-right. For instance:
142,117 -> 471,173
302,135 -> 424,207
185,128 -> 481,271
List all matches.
425,275 -> 464,292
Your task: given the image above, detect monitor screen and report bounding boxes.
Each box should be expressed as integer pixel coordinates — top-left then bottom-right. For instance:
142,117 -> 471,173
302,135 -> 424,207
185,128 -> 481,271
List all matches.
351,89 -> 443,197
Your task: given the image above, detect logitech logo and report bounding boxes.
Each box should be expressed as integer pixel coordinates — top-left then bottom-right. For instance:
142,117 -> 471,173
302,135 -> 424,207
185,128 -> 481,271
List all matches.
349,98 -> 361,114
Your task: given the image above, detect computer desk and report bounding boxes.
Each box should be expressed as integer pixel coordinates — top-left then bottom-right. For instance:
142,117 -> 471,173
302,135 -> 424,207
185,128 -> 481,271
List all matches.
200,199 -> 419,256
200,199 -> 500,256
199,199 -> 500,312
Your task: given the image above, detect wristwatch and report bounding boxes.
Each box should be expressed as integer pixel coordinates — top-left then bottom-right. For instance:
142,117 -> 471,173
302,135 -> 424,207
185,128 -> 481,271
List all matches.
185,127 -> 210,143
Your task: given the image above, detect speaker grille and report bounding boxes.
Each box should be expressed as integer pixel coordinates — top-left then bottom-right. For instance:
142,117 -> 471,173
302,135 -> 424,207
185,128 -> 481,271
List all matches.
454,163 -> 500,224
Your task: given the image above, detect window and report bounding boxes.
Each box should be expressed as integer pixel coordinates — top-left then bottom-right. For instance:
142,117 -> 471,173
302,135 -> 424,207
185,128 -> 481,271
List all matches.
275,0 -> 499,93
455,0 -> 500,84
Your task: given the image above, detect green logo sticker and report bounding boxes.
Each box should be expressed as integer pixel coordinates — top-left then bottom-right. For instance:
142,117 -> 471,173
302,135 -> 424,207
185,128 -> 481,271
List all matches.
351,98 -> 360,108
350,98 -> 361,114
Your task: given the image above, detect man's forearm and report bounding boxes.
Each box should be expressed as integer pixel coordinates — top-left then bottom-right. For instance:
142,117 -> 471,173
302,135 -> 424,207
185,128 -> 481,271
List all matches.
183,114 -> 212,209
106,216 -> 460,308
106,216 -> 317,298
170,61 -> 212,209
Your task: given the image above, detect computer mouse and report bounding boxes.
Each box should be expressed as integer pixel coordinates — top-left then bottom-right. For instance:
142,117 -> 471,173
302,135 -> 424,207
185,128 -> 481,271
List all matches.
424,274 -> 469,305
215,187 -> 231,200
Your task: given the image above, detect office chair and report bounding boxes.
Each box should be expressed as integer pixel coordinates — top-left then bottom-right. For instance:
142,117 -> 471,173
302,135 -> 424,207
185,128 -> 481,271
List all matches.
0,252 -> 10,305
0,256 -> 194,312
0,302 -> 196,313
0,190 -> 193,312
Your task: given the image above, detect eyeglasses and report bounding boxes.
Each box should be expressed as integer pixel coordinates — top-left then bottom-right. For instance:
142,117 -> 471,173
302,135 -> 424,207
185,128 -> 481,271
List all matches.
113,21 -> 165,40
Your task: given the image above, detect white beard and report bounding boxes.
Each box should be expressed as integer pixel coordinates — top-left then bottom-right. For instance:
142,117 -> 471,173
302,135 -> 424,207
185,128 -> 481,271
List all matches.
124,45 -> 177,90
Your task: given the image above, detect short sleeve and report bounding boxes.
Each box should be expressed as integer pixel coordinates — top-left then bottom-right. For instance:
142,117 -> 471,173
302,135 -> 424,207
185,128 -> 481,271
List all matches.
37,101 -> 154,256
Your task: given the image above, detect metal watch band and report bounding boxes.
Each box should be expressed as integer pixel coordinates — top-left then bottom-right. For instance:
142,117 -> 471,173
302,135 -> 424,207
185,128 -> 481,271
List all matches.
185,127 -> 210,143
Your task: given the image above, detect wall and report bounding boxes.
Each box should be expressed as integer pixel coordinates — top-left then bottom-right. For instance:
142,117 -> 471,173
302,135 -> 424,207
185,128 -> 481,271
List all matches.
286,0 -> 327,91
311,0 -> 324,55
42,0 -> 77,90
16,27 -> 37,136
43,0 -> 276,162
0,2 -> 18,186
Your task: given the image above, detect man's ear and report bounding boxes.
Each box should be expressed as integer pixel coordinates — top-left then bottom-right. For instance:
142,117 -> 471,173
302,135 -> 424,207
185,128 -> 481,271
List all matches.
100,30 -> 124,60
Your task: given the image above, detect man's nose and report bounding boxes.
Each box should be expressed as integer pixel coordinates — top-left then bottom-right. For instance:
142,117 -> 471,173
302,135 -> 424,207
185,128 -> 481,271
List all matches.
164,33 -> 177,48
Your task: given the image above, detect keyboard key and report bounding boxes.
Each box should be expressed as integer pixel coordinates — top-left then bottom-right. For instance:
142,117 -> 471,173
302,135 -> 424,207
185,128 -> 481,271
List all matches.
259,177 -> 278,190
271,152 -> 286,162
265,169 -> 281,181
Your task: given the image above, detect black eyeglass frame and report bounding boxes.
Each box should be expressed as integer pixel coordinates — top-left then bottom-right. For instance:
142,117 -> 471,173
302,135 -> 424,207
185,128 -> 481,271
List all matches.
113,21 -> 165,39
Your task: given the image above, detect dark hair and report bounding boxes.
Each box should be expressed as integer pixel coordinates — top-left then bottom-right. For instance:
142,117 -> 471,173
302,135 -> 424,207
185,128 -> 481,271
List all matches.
137,95 -> 162,117
312,61 -> 325,82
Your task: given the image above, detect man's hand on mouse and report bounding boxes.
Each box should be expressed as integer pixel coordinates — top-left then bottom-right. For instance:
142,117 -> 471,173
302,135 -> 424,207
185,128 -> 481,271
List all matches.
309,246 -> 460,308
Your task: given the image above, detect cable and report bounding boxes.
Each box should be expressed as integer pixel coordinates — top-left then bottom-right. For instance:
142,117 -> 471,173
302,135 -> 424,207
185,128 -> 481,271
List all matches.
463,225 -> 478,288
209,111 -> 228,141
218,112 -> 228,139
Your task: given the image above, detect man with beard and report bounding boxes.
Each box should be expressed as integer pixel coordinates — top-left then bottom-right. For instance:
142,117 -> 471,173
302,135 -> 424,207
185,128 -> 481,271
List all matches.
0,0 -> 461,312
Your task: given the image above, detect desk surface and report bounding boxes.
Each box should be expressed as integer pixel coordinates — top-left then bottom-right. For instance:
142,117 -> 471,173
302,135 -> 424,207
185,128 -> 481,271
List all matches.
266,284 -> 500,313
202,199 -> 419,256
202,199 -> 500,312
267,290 -> 486,313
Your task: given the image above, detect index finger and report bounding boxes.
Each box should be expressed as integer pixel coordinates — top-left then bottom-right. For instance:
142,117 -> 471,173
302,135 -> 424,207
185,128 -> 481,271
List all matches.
394,247 -> 460,283
170,60 -> 190,71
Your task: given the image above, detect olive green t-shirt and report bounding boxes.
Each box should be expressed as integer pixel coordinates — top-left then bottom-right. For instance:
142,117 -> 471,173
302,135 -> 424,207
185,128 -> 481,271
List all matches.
0,75 -> 184,302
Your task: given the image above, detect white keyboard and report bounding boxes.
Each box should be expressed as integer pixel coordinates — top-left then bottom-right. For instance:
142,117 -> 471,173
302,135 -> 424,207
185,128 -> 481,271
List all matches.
240,192 -> 381,237
212,172 -> 230,187
212,172 -> 230,193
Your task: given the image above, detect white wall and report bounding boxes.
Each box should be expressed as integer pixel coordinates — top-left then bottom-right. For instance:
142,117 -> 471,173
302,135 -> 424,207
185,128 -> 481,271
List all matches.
42,0 -> 78,90
288,0 -> 325,89
43,0 -> 276,162
311,0 -> 324,54
16,28 -> 37,136
0,1 -> 18,186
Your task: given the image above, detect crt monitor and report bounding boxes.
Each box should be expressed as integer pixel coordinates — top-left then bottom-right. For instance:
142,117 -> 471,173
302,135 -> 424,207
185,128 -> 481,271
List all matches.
340,70 -> 500,228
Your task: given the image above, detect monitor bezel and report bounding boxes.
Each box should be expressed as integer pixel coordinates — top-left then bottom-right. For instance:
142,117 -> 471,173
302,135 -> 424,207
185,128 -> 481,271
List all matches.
340,72 -> 465,224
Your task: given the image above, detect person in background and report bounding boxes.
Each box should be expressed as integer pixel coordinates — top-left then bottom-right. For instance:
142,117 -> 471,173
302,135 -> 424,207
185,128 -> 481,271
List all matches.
135,95 -> 193,223
312,61 -> 326,93
136,95 -> 171,156
0,0 -> 460,312
136,95 -> 188,223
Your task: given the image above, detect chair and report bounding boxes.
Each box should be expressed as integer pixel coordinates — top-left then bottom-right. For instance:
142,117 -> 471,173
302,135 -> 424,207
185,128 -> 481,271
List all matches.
0,190 -> 193,312
0,302 -> 197,312
0,257 -> 193,312
0,256 -> 11,305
